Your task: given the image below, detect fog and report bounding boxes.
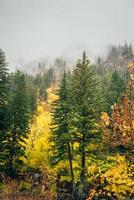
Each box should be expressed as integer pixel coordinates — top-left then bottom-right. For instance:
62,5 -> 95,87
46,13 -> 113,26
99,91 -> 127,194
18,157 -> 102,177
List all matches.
0,0 -> 134,70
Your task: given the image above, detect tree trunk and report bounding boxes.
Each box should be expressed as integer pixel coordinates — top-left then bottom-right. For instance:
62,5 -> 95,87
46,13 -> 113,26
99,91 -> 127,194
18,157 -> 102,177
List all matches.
7,154 -> 15,178
67,142 -> 74,182
80,134 -> 86,185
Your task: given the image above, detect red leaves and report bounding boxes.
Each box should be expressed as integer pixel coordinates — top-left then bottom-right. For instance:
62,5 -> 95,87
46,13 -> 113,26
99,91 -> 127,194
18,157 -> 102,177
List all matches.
110,95 -> 134,148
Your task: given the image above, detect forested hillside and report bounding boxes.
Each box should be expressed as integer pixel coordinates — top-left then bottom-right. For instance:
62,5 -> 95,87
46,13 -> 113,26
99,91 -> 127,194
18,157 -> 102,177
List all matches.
0,45 -> 134,200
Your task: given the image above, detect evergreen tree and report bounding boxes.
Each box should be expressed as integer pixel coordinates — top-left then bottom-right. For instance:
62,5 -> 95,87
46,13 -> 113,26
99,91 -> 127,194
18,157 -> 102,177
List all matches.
70,52 -> 99,184
51,72 -> 74,181
107,70 -> 126,112
0,49 -> 9,169
5,71 -> 30,177
45,67 -> 56,87
25,74 -> 38,115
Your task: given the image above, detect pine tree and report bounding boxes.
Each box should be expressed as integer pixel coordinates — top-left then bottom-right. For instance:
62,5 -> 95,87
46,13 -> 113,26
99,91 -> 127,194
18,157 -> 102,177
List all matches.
51,72 -> 74,181
107,70 -> 126,112
25,74 -> 38,115
0,49 -> 9,169
5,71 -> 30,177
70,52 -> 99,184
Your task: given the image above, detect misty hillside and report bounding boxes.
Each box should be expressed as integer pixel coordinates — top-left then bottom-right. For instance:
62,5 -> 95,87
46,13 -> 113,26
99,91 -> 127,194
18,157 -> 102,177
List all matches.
0,0 -> 134,200
0,46 -> 134,200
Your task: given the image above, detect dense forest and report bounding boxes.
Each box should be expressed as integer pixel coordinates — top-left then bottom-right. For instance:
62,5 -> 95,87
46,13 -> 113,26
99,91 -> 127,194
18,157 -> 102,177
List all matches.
0,42 -> 134,200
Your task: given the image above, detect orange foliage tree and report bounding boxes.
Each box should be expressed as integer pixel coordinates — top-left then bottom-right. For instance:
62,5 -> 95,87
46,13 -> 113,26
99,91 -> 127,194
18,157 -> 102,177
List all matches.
101,61 -> 134,150
110,94 -> 134,149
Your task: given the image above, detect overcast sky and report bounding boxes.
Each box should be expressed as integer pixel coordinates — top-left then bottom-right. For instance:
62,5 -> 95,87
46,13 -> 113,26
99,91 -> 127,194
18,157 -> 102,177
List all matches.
0,0 -> 134,68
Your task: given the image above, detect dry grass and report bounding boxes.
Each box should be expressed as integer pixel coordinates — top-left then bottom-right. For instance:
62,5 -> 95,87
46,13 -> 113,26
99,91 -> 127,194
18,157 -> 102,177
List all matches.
0,177 -> 56,200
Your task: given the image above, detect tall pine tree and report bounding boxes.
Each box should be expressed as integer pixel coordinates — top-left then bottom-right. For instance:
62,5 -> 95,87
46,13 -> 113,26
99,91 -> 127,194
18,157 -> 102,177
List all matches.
0,49 -> 9,170
70,52 -> 99,184
5,71 -> 30,177
51,72 -> 74,181
107,70 -> 126,113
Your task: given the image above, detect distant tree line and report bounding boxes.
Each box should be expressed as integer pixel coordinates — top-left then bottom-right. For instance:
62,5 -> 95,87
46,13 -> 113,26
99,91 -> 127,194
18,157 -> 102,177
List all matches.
0,46 -> 133,199
107,42 -> 133,60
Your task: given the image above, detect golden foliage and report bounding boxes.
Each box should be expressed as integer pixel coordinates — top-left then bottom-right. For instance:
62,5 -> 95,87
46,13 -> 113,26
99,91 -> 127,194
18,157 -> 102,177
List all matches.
24,102 -> 52,167
24,86 -> 58,168
101,112 -> 110,127
88,155 -> 134,200
103,155 -> 134,199
46,85 -> 58,104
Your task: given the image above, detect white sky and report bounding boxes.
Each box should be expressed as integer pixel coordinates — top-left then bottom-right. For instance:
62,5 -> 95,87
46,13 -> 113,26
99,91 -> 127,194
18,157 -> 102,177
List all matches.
0,0 -> 134,69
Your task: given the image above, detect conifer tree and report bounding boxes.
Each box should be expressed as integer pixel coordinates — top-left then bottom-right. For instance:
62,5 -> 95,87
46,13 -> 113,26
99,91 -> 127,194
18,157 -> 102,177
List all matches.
51,72 -> 74,181
107,70 -> 126,112
0,49 -> 9,169
25,74 -> 38,115
70,52 -> 99,184
5,71 -> 30,177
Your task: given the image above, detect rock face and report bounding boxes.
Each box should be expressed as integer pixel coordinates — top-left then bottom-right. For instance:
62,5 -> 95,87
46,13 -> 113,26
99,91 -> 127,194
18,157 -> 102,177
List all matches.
56,181 -> 118,200
93,195 -> 117,200
33,173 -> 41,187
56,181 -> 90,200
57,181 -> 77,200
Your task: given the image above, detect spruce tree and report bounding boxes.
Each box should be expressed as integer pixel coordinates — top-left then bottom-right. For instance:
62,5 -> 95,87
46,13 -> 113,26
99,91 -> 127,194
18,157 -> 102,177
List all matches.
5,71 -> 30,177
107,70 -> 126,112
25,74 -> 38,115
0,49 -> 9,169
70,52 -> 99,184
51,72 -> 74,181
